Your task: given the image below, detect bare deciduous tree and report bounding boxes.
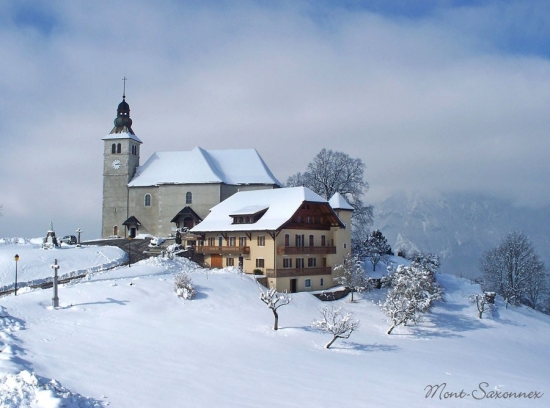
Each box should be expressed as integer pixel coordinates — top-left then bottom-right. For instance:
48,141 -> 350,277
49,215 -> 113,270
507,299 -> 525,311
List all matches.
285,149 -> 373,243
312,306 -> 360,349
259,284 -> 292,330
480,231 -> 546,308
334,253 -> 369,302
470,293 -> 494,319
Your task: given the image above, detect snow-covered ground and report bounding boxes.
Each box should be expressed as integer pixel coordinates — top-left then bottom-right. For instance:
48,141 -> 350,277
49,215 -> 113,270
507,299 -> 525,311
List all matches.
0,240 -> 549,407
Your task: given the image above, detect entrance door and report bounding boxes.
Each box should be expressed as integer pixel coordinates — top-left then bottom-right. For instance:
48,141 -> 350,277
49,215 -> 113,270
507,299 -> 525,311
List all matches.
211,254 -> 223,268
130,227 -> 136,238
290,279 -> 297,293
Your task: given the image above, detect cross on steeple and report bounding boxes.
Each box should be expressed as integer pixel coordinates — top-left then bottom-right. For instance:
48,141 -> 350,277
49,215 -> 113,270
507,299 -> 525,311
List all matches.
122,76 -> 127,99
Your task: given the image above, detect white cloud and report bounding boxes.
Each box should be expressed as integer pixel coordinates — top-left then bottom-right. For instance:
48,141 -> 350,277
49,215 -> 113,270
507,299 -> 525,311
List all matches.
1,0 -> 549,238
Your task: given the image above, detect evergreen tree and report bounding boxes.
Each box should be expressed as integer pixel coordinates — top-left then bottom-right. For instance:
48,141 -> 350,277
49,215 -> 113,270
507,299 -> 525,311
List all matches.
363,230 -> 392,271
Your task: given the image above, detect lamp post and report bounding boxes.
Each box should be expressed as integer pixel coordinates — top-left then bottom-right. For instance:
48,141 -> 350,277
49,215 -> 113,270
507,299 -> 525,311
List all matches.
51,259 -> 60,308
128,236 -> 132,267
14,254 -> 19,296
76,228 -> 82,247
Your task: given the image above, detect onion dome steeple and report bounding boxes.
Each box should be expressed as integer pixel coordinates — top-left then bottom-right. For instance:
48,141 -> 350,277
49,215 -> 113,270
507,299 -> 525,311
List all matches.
110,77 -> 135,135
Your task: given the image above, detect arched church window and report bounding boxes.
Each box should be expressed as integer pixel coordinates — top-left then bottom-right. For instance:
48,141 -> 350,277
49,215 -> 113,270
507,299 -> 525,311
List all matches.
144,194 -> 151,207
117,143 -> 122,154
111,144 -> 116,154
186,192 -> 192,204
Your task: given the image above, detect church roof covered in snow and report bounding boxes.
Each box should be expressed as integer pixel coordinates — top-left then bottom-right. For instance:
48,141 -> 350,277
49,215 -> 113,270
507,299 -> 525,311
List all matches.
191,186 -> 344,232
128,146 -> 282,187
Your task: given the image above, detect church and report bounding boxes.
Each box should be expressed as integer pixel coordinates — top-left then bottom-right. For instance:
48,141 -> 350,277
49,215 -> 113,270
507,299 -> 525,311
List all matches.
101,93 -> 281,238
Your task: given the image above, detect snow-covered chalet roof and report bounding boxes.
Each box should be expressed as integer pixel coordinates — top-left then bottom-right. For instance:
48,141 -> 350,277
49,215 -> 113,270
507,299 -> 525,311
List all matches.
128,146 -> 281,187
328,192 -> 354,211
191,187 -> 335,232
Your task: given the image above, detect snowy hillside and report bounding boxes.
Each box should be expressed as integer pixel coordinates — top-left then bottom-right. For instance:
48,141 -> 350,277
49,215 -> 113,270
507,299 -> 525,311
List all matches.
373,191 -> 550,279
0,238 -> 126,291
1,241 -> 549,407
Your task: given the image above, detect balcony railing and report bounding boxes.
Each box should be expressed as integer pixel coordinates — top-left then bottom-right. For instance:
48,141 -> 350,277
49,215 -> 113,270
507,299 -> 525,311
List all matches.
265,267 -> 332,278
194,246 -> 250,255
277,246 -> 336,255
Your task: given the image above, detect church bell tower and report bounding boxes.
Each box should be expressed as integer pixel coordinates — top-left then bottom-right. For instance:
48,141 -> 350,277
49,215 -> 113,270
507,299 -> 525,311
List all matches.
101,80 -> 143,238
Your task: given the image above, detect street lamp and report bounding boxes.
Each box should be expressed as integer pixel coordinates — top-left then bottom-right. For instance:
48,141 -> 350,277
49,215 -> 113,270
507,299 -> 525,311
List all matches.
128,236 -> 132,267
14,254 -> 19,296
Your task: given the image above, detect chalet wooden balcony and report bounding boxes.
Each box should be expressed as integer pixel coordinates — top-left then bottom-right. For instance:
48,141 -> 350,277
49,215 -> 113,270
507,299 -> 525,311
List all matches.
194,246 -> 250,255
277,246 -> 337,255
265,267 -> 332,278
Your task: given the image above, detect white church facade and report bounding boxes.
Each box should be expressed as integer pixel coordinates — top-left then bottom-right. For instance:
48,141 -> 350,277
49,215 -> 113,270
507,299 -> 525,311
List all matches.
101,94 -> 281,238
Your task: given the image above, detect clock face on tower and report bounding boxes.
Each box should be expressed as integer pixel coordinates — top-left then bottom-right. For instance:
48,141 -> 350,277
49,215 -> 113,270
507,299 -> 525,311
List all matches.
112,159 -> 122,170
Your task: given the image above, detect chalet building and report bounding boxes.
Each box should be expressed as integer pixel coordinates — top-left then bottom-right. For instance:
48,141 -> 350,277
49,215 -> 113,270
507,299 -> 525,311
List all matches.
190,187 -> 353,293
101,94 -> 281,238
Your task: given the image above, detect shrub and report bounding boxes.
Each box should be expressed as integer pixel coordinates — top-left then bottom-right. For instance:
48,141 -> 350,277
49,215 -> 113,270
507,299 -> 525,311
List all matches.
174,272 -> 196,300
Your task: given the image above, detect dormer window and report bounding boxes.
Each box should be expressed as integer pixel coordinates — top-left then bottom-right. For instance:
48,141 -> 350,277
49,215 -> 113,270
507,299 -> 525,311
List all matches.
230,206 -> 268,224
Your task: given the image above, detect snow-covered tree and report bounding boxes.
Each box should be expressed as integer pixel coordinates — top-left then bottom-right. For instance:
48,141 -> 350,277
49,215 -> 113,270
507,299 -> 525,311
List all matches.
258,284 -> 292,330
362,230 -> 392,271
480,231 -> 546,308
312,306 -> 360,349
174,272 -> 196,300
285,148 -> 373,242
380,263 -> 443,334
470,293 -> 494,319
334,253 -> 369,302
409,252 -> 440,276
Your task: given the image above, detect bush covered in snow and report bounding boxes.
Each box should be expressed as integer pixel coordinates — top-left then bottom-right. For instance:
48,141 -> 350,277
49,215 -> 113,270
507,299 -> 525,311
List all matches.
174,272 -> 196,300
149,237 -> 166,247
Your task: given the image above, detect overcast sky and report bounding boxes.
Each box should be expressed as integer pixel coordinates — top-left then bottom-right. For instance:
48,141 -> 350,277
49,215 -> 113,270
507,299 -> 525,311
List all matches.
1,0 -> 550,239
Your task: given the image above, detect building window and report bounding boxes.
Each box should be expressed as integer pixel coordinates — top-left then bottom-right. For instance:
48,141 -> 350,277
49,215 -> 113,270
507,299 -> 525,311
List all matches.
226,257 -> 234,267
283,258 -> 292,268
321,235 -> 326,247
344,243 -> 347,249
257,236 -> 265,246
256,259 -> 265,268
284,234 -> 290,247
111,143 -> 116,154
239,237 -> 247,247
309,235 -> 314,247
218,237 -> 223,246
296,258 -> 304,269
305,279 -> 311,288
296,234 -> 304,247
186,192 -> 192,204
144,194 -> 151,207
229,236 -> 236,246
209,237 -> 215,246
308,258 -> 317,267
320,278 -> 324,287
117,143 -> 121,153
